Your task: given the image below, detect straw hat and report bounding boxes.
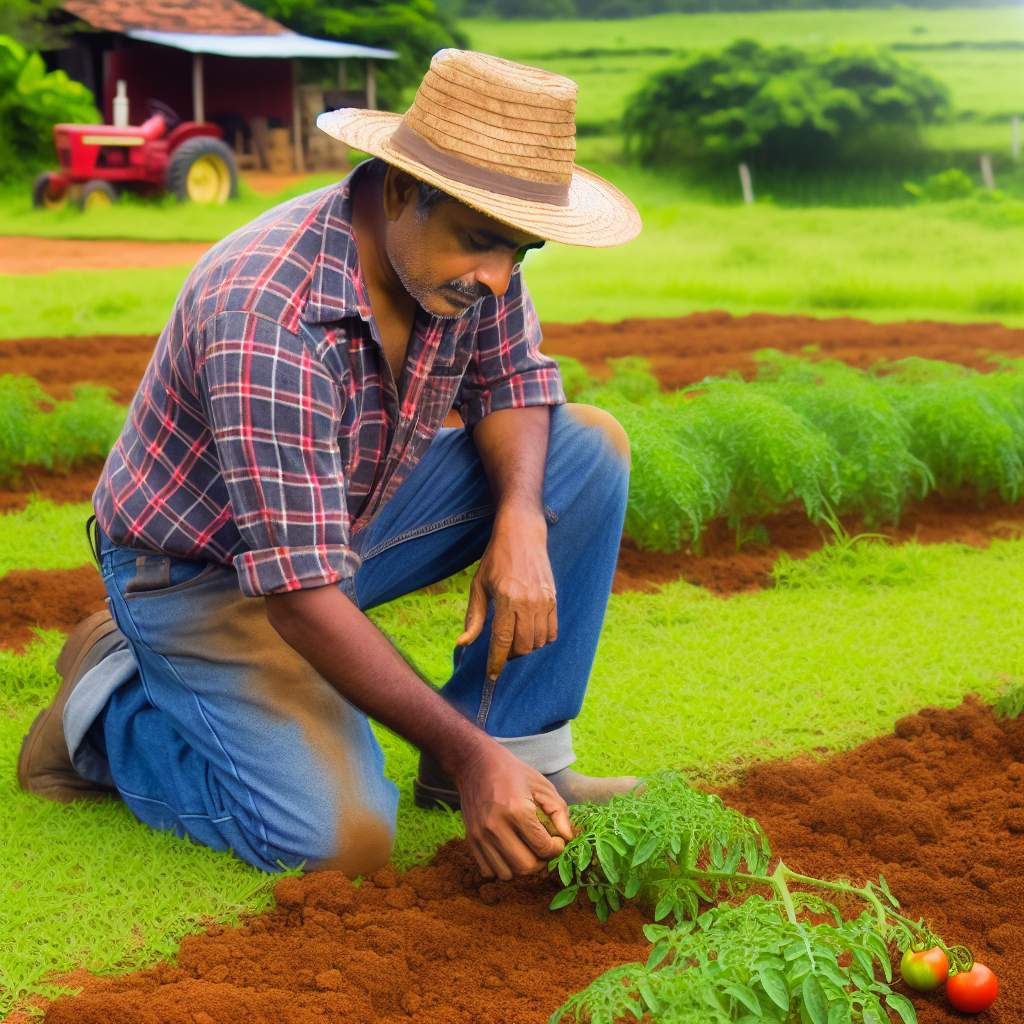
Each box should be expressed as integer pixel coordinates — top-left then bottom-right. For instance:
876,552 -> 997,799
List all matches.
316,49 -> 641,248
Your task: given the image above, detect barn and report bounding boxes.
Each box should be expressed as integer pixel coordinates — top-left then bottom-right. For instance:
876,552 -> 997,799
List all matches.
42,0 -> 396,174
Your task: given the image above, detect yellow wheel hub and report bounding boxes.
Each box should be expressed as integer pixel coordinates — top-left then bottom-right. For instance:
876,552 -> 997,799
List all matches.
185,155 -> 230,204
42,187 -> 67,210
83,189 -> 113,210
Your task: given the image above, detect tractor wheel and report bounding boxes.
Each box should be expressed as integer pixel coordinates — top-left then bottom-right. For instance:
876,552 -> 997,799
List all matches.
32,172 -> 68,210
166,137 -> 238,204
79,179 -> 119,211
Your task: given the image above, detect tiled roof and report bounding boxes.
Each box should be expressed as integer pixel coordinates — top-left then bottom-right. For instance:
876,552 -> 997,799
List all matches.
64,0 -> 286,36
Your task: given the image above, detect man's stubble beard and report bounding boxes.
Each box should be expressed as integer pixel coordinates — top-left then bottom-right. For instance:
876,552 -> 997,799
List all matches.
385,240 -> 485,321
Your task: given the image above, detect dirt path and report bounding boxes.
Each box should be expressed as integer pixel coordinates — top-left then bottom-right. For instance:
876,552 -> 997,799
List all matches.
23,698 -> 1019,1024
0,237 -> 211,276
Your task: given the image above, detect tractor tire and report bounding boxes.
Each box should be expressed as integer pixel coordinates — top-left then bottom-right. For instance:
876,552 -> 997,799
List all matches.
78,179 -> 119,211
166,137 -> 238,204
32,172 -> 68,210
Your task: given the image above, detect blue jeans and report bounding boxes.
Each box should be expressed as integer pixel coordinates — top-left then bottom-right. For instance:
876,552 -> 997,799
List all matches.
64,403 -> 629,873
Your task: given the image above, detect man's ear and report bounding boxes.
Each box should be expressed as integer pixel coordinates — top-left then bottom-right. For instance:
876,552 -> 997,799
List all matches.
382,167 -> 418,222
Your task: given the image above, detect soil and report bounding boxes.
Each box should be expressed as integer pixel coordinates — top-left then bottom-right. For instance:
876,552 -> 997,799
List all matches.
613,492 -> 1024,595
0,566 -> 105,651
31,698 -> 1021,1024
721,696 -> 1024,1024
543,311 -> 1024,391
0,462 -> 102,512
0,237 -> 211,276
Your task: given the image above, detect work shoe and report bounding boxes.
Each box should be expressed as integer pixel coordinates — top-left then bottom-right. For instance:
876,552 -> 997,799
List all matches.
413,751 -> 639,811
17,606 -> 124,803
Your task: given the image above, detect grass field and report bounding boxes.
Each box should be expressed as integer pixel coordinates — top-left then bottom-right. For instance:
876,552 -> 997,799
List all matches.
2,173 -> 1021,337
464,8 -> 1024,137
3,512 -> 1022,1014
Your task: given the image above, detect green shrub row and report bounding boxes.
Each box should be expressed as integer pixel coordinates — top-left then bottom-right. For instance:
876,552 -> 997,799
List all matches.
0,375 -> 124,484
558,351 -> 1024,551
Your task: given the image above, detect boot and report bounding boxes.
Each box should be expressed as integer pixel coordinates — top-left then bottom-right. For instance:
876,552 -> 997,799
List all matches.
17,606 -> 124,803
413,750 -> 639,811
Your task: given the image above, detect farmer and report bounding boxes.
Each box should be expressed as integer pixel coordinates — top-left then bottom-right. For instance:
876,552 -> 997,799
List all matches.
18,49 -> 642,882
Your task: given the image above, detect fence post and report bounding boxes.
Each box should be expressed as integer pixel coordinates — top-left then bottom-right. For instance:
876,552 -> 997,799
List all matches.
738,162 -> 754,204
980,154 -> 995,191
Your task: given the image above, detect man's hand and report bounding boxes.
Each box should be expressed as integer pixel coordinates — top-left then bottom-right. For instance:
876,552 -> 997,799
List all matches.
454,738 -> 573,880
457,506 -> 557,682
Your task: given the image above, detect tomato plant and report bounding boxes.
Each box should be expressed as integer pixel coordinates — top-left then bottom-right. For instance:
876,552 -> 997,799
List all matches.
947,963 -> 999,1013
548,772 -> 975,1024
900,946 -> 949,991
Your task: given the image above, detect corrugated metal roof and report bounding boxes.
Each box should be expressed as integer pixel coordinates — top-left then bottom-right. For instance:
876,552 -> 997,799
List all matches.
124,28 -> 396,59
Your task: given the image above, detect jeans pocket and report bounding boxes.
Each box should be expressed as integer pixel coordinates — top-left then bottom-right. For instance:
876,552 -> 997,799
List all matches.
123,554 -> 220,600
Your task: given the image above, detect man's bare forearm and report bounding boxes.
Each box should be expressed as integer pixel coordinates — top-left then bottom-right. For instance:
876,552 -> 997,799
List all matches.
470,405 -> 551,519
265,584 -> 490,777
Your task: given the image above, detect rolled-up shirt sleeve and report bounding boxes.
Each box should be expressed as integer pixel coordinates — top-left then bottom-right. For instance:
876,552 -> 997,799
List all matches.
455,269 -> 566,429
198,311 -> 359,597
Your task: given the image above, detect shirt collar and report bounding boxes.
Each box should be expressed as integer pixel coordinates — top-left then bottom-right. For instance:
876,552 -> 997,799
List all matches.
301,161 -> 375,326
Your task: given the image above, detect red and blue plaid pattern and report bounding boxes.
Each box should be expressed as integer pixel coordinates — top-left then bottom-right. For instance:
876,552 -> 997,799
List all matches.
93,160 -> 565,597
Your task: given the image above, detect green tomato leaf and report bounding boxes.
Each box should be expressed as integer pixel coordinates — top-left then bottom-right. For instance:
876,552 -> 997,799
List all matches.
654,892 -> 675,922
557,856 -> 573,887
574,842 -> 592,872
631,834 -> 660,868
549,886 -> 578,911
725,982 -> 762,1015
801,974 -> 829,1024
624,873 -> 642,899
758,968 -> 791,1011
827,1003 -> 852,1024
885,993 -> 918,1024
646,938 -> 671,970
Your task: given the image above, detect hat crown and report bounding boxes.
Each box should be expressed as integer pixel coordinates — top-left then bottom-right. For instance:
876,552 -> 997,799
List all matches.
400,49 -> 578,187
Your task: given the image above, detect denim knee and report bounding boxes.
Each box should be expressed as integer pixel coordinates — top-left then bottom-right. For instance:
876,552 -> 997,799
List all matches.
563,402 -> 631,471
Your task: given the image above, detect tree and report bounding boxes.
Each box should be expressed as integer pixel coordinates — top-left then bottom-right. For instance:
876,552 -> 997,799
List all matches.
245,0 -> 467,110
0,34 -> 99,183
623,39 -> 950,170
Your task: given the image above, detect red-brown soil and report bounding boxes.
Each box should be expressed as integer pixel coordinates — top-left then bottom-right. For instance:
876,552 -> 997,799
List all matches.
0,237 -> 211,276
613,492 -> 1024,595
544,312 -> 1024,390
0,462 -> 102,512
5,312 -> 1023,406
0,566 -> 105,650
34,698 -> 1021,1024
721,696 -> 1024,1024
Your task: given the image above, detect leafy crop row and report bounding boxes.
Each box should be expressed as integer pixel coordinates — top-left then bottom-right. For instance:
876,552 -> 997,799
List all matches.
558,353 -> 1024,552
0,375 -> 125,485
548,773 -> 971,1024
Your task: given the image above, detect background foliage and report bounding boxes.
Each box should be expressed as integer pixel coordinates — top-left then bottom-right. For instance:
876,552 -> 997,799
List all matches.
0,33 -> 99,184
623,40 -> 950,169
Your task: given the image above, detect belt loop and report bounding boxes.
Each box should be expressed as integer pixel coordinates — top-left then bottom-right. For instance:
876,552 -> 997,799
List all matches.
85,514 -> 102,570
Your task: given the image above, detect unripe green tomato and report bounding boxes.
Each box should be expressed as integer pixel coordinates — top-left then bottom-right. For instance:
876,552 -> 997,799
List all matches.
900,946 -> 950,991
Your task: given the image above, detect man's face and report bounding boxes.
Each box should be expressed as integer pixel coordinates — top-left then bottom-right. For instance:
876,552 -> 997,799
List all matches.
382,171 -> 545,319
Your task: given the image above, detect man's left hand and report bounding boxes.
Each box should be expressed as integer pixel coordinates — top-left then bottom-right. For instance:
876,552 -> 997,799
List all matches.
457,506 -> 557,682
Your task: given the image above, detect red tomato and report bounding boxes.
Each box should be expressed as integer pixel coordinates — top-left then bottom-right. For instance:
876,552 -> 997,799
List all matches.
946,963 -> 999,1013
900,947 -> 950,991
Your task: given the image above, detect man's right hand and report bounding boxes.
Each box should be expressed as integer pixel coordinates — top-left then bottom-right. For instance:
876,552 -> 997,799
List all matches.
453,739 -> 574,880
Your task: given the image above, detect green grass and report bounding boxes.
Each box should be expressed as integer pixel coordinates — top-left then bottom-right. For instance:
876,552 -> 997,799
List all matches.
3,531 -> 1024,1014
3,169 -> 1023,339
0,173 -> 344,241
0,500 -> 95,575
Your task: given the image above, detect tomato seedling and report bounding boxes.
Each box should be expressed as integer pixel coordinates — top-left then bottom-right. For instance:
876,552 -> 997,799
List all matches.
947,963 -> 999,1013
900,946 -> 950,991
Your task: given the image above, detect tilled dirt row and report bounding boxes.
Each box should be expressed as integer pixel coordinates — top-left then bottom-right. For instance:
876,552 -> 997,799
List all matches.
5,312 -> 1023,405
27,698 -> 1019,1024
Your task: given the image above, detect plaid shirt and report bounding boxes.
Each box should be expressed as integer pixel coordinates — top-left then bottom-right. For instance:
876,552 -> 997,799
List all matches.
93,160 -> 565,597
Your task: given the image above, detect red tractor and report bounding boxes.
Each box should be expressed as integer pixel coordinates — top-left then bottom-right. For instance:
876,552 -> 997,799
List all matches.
33,100 -> 239,211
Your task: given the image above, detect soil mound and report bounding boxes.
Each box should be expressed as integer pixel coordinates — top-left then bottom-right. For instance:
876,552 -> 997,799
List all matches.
42,843 -> 649,1024
722,696 -> 1024,1024
0,566 -> 105,650
37,700 -> 1022,1024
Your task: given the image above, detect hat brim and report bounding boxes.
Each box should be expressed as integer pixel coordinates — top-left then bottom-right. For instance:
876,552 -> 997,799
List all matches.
317,108 -> 642,249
